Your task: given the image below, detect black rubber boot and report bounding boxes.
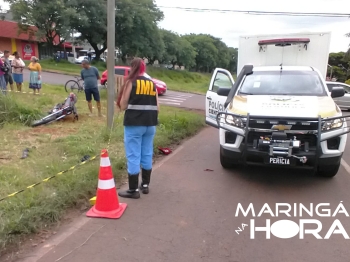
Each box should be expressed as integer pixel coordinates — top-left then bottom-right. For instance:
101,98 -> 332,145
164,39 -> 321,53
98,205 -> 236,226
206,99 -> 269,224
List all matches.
118,174 -> 140,199
140,169 -> 152,194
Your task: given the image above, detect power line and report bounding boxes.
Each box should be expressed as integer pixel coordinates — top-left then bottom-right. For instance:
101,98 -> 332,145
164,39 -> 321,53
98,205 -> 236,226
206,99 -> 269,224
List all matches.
156,6 -> 350,18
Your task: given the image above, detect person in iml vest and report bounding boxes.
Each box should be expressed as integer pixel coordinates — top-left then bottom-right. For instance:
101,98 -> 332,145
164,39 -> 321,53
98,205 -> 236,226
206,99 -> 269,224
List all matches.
117,57 -> 159,199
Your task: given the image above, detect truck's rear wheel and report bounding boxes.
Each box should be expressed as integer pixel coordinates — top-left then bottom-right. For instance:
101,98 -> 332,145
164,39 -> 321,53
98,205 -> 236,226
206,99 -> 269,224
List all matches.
316,164 -> 340,178
220,150 -> 235,169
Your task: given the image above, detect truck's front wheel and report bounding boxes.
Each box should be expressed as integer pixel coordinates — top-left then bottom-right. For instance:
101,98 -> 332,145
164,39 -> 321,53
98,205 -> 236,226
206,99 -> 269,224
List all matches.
316,164 -> 340,178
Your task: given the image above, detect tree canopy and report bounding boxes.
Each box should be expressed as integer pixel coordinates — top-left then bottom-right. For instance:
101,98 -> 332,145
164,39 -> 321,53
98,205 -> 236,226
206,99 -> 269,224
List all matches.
328,52 -> 350,82
6,0 -> 73,45
6,0 -> 238,73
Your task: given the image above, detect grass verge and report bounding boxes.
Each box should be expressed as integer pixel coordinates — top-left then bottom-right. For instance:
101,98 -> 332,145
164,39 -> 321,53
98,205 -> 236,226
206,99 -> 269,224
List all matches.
0,83 -> 205,257
25,59 -> 218,94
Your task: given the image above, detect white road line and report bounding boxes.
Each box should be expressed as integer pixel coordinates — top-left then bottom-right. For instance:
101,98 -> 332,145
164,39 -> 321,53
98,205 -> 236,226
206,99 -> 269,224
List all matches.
163,96 -> 188,99
159,96 -> 187,99
341,159 -> 350,174
163,95 -> 189,98
159,102 -> 181,105
158,98 -> 186,102
170,95 -> 192,98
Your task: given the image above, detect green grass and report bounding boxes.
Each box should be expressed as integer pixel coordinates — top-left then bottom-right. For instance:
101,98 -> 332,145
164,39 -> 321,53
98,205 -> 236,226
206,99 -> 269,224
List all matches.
26,59 -> 224,95
147,67 -> 212,94
24,59 -> 106,76
0,84 -> 205,257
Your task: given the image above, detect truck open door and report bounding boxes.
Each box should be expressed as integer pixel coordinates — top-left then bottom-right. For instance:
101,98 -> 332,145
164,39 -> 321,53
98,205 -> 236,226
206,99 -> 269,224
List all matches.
205,68 -> 235,128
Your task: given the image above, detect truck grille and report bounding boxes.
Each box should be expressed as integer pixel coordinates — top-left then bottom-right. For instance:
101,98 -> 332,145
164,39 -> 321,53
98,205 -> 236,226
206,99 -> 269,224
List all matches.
246,132 -> 318,147
248,119 -> 318,131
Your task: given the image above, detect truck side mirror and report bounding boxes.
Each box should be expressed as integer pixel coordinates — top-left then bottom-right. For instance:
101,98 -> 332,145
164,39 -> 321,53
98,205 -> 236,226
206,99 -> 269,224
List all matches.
331,86 -> 345,98
217,87 -> 231,96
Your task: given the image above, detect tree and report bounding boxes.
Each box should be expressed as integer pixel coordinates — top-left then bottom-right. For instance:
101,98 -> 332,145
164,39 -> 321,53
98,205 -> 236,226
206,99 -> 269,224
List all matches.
176,37 -> 196,69
114,0 -> 164,63
328,52 -> 348,68
6,0 -> 73,47
65,0 -> 108,59
328,52 -> 350,81
183,34 -> 218,72
208,35 -> 230,69
160,30 -> 196,68
228,47 -> 238,73
160,29 -> 179,65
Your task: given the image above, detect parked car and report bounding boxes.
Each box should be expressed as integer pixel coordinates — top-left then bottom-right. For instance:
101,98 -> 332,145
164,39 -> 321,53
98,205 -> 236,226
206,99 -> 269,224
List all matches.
75,56 -> 88,64
75,55 -> 105,64
100,66 -> 167,95
326,81 -> 350,110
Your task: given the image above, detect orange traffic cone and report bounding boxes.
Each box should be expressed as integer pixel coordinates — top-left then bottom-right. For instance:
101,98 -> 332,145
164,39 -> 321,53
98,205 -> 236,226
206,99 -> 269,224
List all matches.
86,149 -> 127,219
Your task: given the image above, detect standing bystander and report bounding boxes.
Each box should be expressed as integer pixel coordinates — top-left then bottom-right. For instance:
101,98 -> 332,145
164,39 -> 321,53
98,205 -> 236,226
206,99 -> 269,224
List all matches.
28,56 -> 42,95
11,52 -> 25,92
0,58 -> 7,94
80,60 -> 103,117
116,58 -> 159,199
87,49 -> 92,62
3,50 -> 14,91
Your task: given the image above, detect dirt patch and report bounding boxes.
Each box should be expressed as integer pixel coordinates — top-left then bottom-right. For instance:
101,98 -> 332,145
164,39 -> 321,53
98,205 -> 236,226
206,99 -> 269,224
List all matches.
0,154 -> 12,165
17,121 -> 79,141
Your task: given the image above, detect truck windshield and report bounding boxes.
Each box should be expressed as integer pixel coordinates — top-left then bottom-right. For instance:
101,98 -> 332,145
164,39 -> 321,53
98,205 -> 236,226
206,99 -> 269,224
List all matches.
238,71 -> 327,96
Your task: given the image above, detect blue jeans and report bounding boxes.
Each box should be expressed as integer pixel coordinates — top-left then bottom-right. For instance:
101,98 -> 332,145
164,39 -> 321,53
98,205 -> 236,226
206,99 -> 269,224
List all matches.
0,75 -> 6,95
124,126 -> 156,175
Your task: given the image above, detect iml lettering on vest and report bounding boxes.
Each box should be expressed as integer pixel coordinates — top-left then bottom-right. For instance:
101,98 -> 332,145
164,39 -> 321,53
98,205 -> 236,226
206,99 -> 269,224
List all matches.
136,79 -> 157,96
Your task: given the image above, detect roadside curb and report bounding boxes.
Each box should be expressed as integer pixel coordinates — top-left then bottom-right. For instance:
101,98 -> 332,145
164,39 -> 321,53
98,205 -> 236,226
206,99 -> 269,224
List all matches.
40,69 -> 80,77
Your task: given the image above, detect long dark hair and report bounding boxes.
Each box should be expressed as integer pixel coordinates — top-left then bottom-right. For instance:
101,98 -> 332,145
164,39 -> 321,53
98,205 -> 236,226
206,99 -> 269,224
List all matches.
126,57 -> 145,85
117,57 -> 145,107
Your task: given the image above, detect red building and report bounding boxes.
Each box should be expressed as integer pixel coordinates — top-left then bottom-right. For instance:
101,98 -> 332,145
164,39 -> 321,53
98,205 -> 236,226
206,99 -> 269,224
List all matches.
0,19 -> 81,60
0,20 -> 42,60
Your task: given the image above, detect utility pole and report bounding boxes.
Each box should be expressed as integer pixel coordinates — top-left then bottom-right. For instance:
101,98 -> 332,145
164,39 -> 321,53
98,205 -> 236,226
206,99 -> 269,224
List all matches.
107,0 -> 116,128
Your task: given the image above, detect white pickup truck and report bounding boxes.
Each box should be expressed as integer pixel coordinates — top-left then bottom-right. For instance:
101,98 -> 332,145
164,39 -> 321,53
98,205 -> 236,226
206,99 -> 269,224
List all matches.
206,32 -> 350,177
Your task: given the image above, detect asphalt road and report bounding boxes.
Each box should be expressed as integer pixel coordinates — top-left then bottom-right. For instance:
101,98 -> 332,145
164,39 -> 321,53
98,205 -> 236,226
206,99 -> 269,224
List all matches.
24,70 -> 205,110
23,69 -> 73,86
20,126 -> 350,262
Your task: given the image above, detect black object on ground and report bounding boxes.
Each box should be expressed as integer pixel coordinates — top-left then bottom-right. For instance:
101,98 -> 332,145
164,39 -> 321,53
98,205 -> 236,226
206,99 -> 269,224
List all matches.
21,148 -> 29,159
81,155 -> 91,162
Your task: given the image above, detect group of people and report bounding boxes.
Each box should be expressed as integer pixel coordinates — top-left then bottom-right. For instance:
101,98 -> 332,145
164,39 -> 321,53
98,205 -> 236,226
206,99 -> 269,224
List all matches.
80,58 -> 159,199
0,51 -> 43,94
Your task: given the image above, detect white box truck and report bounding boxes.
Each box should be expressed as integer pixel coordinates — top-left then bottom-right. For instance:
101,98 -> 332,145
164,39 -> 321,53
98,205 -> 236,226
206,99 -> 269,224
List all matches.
205,32 -> 350,177
237,32 -> 332,79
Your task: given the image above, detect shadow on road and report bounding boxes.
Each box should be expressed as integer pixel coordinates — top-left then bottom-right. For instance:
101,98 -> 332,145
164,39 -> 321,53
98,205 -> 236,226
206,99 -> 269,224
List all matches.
223,164 -> 337,191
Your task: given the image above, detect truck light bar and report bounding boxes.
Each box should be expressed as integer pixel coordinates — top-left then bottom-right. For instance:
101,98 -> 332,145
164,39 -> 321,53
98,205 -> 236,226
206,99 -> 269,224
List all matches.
258,38 -> 310,46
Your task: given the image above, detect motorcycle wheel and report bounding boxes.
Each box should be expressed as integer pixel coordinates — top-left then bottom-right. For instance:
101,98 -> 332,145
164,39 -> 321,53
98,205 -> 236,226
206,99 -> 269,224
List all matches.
31,116 -> 56,127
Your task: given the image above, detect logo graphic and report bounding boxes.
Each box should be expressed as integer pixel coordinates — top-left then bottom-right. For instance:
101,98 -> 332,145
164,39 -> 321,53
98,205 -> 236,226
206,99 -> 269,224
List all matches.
270,96 -> 300,102
235,202 -> 350,239
272,124 -> 292,131
23,44 -> 33,55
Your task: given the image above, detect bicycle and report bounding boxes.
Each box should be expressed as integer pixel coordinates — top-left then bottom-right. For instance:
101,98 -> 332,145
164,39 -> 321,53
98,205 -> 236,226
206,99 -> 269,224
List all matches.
64,76 -> 85,93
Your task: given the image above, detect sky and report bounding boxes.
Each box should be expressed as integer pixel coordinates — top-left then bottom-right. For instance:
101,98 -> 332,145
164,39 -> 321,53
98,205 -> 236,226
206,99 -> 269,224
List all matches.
155,0 -> 350,52
1,0 -> 349,52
